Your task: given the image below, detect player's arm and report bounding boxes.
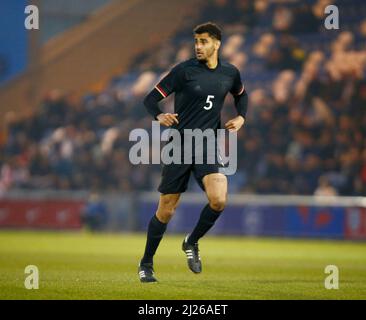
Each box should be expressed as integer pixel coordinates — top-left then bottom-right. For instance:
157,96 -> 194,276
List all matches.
225,69 -> 248,132
143,66 -> 182,127
143,89 -> 178,126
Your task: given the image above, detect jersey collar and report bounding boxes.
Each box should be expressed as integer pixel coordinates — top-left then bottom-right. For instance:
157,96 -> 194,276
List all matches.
196,57 -> 221,71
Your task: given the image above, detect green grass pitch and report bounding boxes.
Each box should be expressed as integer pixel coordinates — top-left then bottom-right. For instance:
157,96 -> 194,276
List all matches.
0,231 -> 365,300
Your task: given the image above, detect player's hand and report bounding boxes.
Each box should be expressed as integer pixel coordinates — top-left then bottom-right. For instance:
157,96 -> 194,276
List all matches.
225,115 -> 245,132
156,113 -> 179,127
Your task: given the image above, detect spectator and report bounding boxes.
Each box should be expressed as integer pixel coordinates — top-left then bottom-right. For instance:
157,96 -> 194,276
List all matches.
81,192 -> 109,231
314,176 -> 338,196
1,0 -> 365,196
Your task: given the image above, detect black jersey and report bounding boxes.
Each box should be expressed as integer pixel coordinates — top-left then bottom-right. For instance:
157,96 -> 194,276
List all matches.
154,58 -> 245,133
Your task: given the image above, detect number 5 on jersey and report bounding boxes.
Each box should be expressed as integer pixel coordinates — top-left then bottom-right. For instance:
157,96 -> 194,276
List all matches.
204,95 -> 215,110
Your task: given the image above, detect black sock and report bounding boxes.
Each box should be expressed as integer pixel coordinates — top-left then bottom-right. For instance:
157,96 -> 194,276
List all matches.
140,214 -> 167,265
187,204 -> 223,245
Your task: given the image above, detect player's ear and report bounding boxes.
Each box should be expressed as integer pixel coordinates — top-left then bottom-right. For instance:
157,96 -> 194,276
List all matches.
215,40 -> 221,50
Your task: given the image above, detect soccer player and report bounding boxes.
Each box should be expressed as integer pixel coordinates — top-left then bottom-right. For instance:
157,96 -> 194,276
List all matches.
138,22 -> 248,282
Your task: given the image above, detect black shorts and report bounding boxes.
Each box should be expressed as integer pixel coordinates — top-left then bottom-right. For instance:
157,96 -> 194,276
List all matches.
158,160 -> 226,194
157,133 -> 227,194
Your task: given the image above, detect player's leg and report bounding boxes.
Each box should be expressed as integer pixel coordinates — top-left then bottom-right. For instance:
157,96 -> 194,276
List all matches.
182,171 -> 227,274
139,161 -> 191,282
188,172 -> 227,244
139,193 -> 180,282
141,193 -> 181,264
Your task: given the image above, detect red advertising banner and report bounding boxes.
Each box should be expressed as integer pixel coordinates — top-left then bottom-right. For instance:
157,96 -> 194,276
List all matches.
345,207 -> 366,240
0,199 -> 85,229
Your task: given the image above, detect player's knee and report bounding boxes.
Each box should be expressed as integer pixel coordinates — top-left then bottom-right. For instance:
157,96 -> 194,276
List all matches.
157,197 -> 179,222
209,195 -> 226,212
164,206 -> 177,219
157,207 -> 176,223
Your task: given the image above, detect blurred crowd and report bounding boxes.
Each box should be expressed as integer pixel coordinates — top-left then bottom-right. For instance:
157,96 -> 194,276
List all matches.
1,0 -> 366,196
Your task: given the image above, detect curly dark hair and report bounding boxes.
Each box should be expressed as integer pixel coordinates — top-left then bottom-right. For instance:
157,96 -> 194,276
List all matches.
193,22 -> 222,41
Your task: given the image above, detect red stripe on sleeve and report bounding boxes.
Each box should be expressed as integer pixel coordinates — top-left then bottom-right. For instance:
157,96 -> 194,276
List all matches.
155,85 -> 167,98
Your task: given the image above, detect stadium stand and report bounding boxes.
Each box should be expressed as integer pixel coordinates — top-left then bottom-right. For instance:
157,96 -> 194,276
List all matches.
1,0 -> 365,197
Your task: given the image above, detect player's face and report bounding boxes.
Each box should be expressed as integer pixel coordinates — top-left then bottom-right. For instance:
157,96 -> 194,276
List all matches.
194,33 -> 220,62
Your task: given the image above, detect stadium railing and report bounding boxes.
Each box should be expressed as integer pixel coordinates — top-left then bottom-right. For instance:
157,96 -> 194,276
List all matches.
1,190 -> 365,240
